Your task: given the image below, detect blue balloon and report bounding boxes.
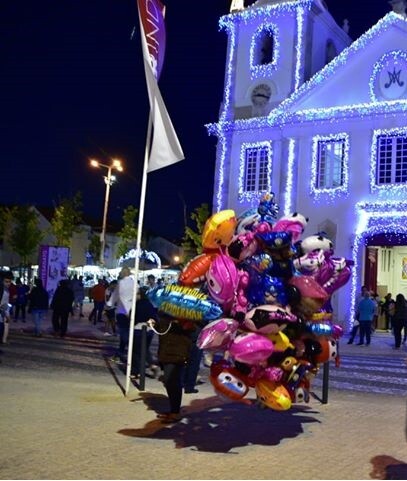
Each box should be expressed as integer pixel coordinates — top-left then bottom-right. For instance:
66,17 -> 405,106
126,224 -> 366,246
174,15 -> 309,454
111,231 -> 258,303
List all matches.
148,285 -> 223,321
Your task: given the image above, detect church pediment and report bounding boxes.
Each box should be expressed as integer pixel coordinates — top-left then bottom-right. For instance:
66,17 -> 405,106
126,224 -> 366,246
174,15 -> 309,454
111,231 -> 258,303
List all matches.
269,12 -> 407,124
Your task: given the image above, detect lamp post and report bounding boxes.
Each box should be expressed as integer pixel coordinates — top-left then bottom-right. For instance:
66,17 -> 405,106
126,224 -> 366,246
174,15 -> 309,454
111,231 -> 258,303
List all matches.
90,158 -> 123,265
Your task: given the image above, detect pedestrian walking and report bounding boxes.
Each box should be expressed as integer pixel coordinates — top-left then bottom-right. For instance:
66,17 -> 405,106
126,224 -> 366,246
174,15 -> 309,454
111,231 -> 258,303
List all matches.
28,278 -> 49,337
71,275 -> 85,318
89,279 -> 106,324
0,271 -> 14,343
382,293 -> 395,332
356,288 -> 376,346
130,287 -> 158,380
50,279 -> 74,338
103,280 -> 117,336
392,293 -> 407,349
348,285 -> 369,344
13,278 -> 29,322
106,267 -> 133,362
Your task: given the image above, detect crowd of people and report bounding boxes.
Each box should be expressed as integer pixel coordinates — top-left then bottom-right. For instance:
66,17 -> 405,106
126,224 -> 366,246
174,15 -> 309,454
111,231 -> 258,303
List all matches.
348,286 -> 407,349
0,269 -> 204,423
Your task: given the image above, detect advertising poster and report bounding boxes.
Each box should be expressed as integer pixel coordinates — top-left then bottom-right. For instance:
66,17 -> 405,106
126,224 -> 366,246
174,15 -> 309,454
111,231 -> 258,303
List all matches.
39,246 -> 69,303
403,257 -> 407,280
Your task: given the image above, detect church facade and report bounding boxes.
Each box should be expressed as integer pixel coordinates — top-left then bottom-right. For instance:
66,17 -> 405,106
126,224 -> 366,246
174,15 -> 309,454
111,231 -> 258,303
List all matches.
208,0 -> 407,326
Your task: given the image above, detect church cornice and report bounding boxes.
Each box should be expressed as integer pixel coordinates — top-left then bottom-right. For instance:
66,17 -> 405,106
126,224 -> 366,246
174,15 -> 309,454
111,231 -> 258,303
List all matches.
219,0 -> 313,30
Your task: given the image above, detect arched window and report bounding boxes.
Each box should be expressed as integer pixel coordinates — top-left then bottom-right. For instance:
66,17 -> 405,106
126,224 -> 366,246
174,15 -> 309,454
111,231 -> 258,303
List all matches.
250,24 -> 279,78
256,28 -> 274,65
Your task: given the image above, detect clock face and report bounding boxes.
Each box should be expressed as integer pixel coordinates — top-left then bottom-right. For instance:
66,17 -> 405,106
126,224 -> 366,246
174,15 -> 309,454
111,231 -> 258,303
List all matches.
371,51 -> 407,101
251,83 -> 272,106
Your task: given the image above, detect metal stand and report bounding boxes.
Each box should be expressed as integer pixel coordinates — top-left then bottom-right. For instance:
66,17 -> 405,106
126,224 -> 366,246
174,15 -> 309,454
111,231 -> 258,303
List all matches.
322,361 -> 329,404
138,325 -> 147,391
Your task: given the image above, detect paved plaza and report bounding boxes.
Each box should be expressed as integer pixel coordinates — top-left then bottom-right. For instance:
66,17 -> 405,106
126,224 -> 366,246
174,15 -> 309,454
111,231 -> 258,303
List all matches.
1,308 -> 407,480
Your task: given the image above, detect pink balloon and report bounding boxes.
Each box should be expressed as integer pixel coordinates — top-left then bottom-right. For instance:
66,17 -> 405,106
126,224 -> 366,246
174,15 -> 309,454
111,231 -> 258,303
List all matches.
229,332 -> 274,365
206,252 -> 238,308
197,318 -> 239,350
288,275 -> 329,302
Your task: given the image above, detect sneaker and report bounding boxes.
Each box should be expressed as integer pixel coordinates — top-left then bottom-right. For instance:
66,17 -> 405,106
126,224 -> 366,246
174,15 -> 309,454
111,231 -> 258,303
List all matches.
347,340 -> 353,345
103,332 -> 111,336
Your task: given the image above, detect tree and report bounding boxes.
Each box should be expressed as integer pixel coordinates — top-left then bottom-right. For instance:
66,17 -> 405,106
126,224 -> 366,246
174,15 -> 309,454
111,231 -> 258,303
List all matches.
181,203 -> 210,260
116,205 -> 139,259
88,233 -> 101,264
50,192 -> 83,247
0,206 -> 16,245
8,205 -> 44,275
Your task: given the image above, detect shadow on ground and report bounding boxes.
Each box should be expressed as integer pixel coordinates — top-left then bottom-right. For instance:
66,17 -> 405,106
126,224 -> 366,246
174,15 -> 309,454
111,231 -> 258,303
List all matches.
118,392 -> 320,453
370,455 -> 407,480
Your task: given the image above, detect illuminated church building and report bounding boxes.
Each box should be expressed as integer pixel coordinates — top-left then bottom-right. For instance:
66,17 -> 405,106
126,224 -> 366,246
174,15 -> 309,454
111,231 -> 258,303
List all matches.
208,0 -> 407,327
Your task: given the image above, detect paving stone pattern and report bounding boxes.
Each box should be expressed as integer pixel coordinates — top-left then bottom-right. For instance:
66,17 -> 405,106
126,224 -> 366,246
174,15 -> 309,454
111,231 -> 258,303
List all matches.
1,311 -> 407,480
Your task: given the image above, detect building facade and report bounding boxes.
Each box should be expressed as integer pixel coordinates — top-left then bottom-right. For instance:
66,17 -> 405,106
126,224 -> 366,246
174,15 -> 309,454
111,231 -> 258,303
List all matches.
208,0 -> 407,326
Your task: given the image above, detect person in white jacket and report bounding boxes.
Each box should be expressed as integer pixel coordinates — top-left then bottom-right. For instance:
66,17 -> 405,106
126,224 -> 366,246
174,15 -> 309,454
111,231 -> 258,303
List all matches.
107,267 -> 134,362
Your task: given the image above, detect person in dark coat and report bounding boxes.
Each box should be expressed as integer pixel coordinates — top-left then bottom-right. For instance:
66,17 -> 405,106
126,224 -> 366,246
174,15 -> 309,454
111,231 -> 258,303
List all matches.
28,278 -> 49,337
392,293 -> 407,349
148,312 -> 194,424
130,287 -> 158,379
50,279 -> 74,338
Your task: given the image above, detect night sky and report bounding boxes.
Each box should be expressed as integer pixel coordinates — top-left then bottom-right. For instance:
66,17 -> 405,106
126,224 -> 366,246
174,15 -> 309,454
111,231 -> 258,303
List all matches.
0,0 -> 391,241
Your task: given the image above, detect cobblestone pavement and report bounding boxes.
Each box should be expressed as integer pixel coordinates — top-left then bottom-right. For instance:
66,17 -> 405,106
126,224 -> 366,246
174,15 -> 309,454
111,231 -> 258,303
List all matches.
1,310 -> 407,480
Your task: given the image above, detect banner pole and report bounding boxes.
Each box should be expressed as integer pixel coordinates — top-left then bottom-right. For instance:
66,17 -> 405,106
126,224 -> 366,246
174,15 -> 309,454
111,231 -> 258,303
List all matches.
125,111 -> 153,396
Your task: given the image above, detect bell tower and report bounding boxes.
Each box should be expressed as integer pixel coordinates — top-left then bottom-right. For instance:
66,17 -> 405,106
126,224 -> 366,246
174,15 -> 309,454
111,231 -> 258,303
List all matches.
218,0 -> 351,121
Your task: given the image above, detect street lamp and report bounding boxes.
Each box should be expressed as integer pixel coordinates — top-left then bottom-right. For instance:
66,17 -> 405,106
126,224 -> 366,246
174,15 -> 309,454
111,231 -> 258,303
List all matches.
90,158 -> 124,265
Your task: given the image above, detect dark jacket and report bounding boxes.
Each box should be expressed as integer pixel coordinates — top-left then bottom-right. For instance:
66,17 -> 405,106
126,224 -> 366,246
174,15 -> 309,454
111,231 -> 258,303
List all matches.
51,284 -> 74,312
157,315 -> 193,365
135,298 -> 157,324
29,287 -> 49,310
393,301 -> 407,326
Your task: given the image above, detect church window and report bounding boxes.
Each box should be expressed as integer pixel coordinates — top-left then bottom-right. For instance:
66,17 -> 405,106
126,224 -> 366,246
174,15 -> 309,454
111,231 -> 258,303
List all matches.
258,30 -> 274,65
311,133 -> 349,200
239,142 -> 272,202
244,146 -> 269,191
376,134 -> 407,185
316,139 -> 345,189
250,24 -> 279,78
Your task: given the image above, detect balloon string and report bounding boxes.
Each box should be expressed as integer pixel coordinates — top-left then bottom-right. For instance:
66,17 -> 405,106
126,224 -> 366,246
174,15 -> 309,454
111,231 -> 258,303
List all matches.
148,320 -> 172,336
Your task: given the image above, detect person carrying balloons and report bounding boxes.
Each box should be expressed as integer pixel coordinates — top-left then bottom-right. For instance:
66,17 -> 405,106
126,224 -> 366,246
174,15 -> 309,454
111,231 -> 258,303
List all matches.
148,312 -> 195,424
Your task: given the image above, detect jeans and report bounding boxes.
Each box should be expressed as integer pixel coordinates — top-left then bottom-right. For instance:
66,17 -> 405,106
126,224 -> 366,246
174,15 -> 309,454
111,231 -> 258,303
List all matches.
359,320 -> 372,345
90,301 -> 105,323
115,314 -> 130,360
32,309 -> 47,335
